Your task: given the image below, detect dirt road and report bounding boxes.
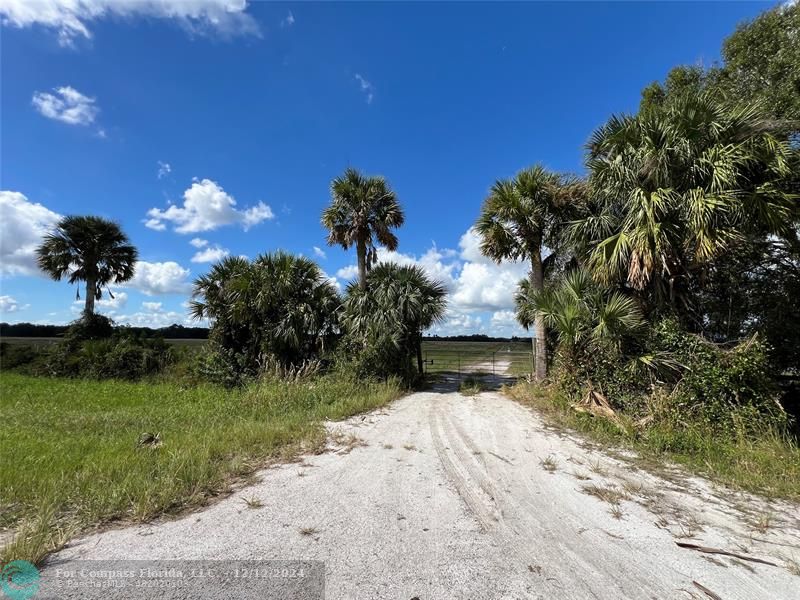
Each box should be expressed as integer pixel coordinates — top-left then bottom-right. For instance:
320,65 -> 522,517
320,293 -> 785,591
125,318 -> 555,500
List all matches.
45,383 -> 800,599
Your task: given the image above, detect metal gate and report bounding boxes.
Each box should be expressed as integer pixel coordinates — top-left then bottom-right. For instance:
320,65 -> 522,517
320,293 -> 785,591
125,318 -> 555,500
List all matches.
422,341 -> 535,378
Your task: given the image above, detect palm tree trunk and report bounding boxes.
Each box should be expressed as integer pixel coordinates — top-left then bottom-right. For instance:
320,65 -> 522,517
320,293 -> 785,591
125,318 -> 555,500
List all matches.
85,277 -> 97,316
416,333 -> 424,376
530,252 -> 547,382
356,239 -> 368,290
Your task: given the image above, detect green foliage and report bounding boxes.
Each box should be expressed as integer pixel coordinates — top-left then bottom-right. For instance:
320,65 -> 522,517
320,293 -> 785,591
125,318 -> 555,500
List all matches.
36,215 -> 138,315
573,93 -> 797,314
190,252 -> 340,383
321,167 -> 405,289
63,312 -> 114,341
340,262 -> 447,381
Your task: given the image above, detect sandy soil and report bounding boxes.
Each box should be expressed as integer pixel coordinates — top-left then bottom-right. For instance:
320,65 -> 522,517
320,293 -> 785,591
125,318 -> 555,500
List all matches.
44,385 -> 800,599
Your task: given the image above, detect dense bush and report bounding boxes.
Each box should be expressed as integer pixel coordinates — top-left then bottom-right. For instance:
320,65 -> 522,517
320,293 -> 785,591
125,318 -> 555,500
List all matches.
551,317 -> 786,438
189,253 -> 340,384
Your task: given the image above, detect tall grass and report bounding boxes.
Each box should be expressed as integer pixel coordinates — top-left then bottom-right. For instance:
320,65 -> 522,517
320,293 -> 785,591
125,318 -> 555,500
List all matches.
0,372 -> 402,563
508,382 -> 800,502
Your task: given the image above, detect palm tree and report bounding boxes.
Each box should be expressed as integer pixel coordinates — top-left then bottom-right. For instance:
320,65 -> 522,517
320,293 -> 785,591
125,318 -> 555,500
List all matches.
342,263 -> 447,375
321,168 -> 405,290
515,268 -> 644,370
36,216 -> 138,316
474,165 -> 582,381
571,92 -> 796,313
190,252 -> 340,373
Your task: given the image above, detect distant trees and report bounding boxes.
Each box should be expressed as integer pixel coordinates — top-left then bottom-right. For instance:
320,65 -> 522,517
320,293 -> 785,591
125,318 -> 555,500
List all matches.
36,216 -> 138,316
474,165 -> 582,381
322,168 -> 405,290
190,252 -> 340,377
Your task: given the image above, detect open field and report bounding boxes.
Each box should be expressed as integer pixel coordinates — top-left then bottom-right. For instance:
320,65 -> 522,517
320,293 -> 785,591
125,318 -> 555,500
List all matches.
422,339 -> 533,376
39,384 -> 800,599
1,336 -> 207,347
0,372 -> 402,564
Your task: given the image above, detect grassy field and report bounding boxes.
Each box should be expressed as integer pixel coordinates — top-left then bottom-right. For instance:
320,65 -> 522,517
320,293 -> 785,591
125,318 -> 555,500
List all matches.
1,336 -> 207,347
0,372 -> 402,564
509,382 -> 800,502
421,340 -> 533,376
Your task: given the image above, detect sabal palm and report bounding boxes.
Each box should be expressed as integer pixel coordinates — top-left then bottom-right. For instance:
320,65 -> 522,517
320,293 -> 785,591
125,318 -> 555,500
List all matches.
322,168 -> 405,290
572,92 -> 796,309
190,252 -> 340,370
36,216 -> 138,315
515,269 -> 643,367
475,165 -> 582,380
342,263 -> 447,374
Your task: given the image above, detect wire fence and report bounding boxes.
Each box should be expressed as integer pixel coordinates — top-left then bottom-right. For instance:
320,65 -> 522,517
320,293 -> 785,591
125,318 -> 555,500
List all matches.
421,341 -> 536,378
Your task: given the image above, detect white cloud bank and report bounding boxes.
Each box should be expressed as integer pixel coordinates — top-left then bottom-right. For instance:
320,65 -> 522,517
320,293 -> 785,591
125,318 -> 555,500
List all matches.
145,178 -> 274,234
0,190 -> 62,276
0,0 -> 260,47
32,86 -> 98,126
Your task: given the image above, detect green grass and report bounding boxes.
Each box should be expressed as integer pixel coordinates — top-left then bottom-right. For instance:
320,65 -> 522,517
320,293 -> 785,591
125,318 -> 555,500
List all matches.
0,372 -> 402,564
509,382 -> 800,502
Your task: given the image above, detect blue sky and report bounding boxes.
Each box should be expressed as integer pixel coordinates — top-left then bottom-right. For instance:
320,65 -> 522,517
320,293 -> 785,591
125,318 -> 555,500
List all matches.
0,1 -> 775,335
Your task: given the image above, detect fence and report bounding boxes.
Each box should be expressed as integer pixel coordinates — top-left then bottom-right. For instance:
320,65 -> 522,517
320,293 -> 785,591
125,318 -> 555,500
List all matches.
421,340 -> 535,378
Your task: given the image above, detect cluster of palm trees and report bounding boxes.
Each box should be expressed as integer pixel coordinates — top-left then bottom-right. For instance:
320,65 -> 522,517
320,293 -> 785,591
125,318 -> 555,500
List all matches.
476,91 -> 798,381
35,87 -> 797,385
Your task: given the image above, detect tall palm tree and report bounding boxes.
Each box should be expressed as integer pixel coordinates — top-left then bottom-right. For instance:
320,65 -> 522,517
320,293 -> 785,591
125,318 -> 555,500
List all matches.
321,168 -> 405,290
342,263 -> 447,375
474,165 -> 582,381
571,92 -> 796,313
36,216 -> 138,316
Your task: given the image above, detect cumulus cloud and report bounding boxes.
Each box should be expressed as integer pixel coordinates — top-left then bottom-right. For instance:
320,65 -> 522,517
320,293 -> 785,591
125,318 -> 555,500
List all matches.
0,0 -> 260,47
145,178 -> 274,233
0,190 -> 62,276
157,161 -> 172,179
125,260 -> 192,295
0,295 -> 29,313
354,73 -> 374,104
32,86 -> 98,126
191,244 -> 229,263
313,246 -> 327,260
189,237 -> 208,248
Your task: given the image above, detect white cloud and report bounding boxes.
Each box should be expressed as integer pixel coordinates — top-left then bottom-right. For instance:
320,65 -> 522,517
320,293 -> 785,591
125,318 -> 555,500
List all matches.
0,0 -> 260,47
313,246 -> 326,260
354,73 -> 374,104
189,237 -> 208,248
191,245 -> 229,263
125,260 -> 191,295
0,190 -> 62,276
335,265 -> 359,280
0,295 -> 29,313
157,161 -> 171,179
32,86 -> 98,126
145,178 -> 273,233
114,302 -> 188,328
72,289 -> 128,311
142,301 -> 162,311
281,10 -> 294,27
